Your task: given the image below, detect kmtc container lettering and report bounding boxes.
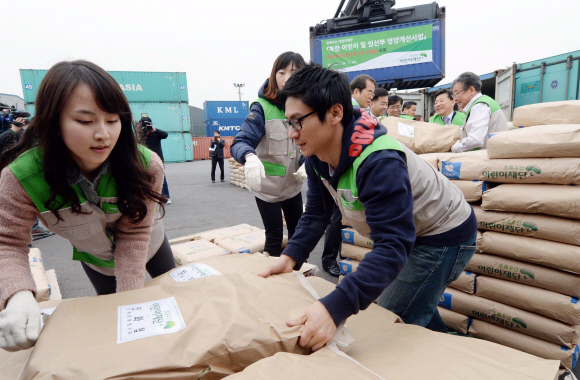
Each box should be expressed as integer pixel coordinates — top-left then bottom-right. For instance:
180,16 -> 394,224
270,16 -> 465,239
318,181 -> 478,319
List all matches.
203,101 -> 249,120
205,118 -> 245,137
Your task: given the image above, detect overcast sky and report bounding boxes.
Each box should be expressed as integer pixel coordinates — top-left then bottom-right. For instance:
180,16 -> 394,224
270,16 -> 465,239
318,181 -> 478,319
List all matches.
1,0 -> 579,108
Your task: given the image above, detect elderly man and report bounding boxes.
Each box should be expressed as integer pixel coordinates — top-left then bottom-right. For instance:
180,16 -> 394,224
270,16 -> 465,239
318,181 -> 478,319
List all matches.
451,72 -> 507,152
429,89 -> 466,126
350,75 -> 376,109
369,88 -> 389,122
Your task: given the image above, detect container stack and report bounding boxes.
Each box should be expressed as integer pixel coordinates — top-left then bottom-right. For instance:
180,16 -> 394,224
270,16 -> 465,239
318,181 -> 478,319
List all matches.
229,157 -> 250,190
20,69 -> 193,163
204,101 -> 249,138
435,101 -> 580,369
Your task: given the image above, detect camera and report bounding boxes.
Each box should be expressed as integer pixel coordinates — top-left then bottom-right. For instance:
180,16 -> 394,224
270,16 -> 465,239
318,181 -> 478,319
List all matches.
0,105 -> 31,132
139,116 -> 153,134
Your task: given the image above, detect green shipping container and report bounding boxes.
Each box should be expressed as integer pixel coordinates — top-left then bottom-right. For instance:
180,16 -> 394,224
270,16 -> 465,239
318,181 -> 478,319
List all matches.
130,103 -> 189,133
514,51 -> 580,109
20,70 -> 188,104
161,132 -> 193,163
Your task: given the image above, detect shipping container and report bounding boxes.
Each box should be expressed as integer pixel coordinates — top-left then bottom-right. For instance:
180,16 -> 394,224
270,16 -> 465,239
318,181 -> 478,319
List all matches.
20,70 -> 188,104
129,102 -> 189,133
203,101 -> 249,120
191,136 -> 234,160
204,118 -> 245,137
311,18 -> 445,90
161,132 -> 193,163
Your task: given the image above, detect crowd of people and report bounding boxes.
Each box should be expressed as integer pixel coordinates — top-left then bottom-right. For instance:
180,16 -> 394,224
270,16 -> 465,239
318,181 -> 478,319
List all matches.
0,51 -> 506,353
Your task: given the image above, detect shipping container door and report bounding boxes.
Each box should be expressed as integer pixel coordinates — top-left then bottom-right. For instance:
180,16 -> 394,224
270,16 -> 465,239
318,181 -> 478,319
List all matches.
514,69 -> 541,109
183,133 -> 193,161
495,65 -> 515,121
541,61 -> 571,103
161,133 -> 186,163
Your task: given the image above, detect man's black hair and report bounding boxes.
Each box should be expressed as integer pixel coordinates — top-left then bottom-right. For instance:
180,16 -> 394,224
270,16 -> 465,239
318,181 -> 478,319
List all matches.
402,101 -> 417,110
434,88 -> 453,101
279,63 -> 354,126
372,88 -> 389,101
387,95 -> 403,107
349,74 -> 376,94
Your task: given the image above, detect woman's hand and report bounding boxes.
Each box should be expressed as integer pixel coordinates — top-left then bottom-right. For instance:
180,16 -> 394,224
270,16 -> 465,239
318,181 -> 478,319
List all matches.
0,290 -> 40,351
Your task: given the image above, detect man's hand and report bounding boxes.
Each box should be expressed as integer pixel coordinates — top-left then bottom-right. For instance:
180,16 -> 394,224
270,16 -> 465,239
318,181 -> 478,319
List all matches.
0,291 -> 41,351
151,126 -> 156,132
287,301 -> 336,352
451,141 -> 461,153
258,254 -> 296,278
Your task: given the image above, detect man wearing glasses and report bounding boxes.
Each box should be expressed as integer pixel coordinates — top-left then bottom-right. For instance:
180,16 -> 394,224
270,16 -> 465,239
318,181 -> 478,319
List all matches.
450,72 -> 507,153
260,64 -> 477,352
386,95 -> 403,118
349,75 -> 376,109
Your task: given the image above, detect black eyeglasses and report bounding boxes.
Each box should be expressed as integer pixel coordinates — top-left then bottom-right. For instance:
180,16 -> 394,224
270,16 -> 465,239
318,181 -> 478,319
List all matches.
283,110 -> 316,131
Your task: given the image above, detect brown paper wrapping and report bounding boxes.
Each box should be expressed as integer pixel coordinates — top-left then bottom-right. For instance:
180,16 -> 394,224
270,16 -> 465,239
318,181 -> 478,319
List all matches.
438,307 -> 469,334
341,243 -> 371,261
28,248 -> 49,302
512,100 -> 580,127
341,227 -> 373,249
480,231 -> 580,274
381,117 -> 461,154
448,271 -> 477,294
215,231 -> 288,254
440,288 -> 579,348
168,224 -> 261,245
171,238 -> 231,266
475,275 -> 580,325
451,180 -> 483,202
45,269 -> 62,301
487,124 -> 580,159
482,184 -> 580,220
465,253 -> 580,298
473,205 -> 580,246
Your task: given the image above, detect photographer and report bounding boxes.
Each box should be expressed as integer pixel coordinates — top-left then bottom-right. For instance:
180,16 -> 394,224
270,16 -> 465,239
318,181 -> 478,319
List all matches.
140,117 -> 171,204
210,130 -> 225,183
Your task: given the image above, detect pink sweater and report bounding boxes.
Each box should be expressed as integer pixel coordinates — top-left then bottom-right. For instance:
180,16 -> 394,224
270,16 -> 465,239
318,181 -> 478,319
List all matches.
0,152 -> 165,308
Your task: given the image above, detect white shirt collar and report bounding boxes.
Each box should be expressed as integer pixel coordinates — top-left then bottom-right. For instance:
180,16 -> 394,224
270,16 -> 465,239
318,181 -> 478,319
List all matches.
443,110 -> 454,119
463,93 -> 483,113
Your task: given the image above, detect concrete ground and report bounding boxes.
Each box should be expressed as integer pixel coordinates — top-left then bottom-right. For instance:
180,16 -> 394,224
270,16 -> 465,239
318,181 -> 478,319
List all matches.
34,159 -> 338,299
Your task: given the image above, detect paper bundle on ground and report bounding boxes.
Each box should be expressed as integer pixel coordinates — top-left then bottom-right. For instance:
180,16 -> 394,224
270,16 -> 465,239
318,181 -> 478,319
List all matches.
341,243 -> 371,261
480,231 -> 580,274
482,184 -> 580,219
226,322 -> 560,380
341,227 -> 373,248
215,230 -> 288,254
381,117 -> 461,154
487,124 -> 580,159
339,258 -> 360,275
438,307 -> 470,334
45,269 -> 62,301
473,205 -> 580,246
439,288 -> 579,347
475,275 -> 580,325
440,154 -> 580,184
450,180 -> 486,202
469,319 -> 579,370
448,271 -> 477,294
168,224 -> 261,245
28,248 -> 50,302
21,272 -> 317,380
512,100 -> 580,127
171,239 -> 231,266
465,253 -> 580,298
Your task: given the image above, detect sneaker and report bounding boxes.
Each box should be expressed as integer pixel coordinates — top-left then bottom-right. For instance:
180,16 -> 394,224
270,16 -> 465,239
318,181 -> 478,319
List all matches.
166,199 -> 172,204
221,179 -> 225,182
31,226 -> 55,241
212,180 -> 215,183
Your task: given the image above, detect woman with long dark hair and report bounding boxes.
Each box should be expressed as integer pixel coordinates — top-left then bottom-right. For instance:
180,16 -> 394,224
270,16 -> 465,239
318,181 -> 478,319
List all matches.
230,52 -> 306,257
0,60 -> 175,351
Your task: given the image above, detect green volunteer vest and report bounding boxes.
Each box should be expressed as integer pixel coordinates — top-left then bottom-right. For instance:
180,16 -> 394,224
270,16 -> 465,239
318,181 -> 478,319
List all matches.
465,95 -> 501,119
428,112 -> 466,126
10,145 -> 152,268
352,99 -> 359,106
399,115 -> 415,120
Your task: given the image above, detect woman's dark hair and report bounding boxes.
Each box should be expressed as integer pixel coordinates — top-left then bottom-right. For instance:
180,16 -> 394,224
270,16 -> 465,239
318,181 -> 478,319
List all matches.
279,63 -> 354,126
0,60 -> 165,223
263,52 -> 306,101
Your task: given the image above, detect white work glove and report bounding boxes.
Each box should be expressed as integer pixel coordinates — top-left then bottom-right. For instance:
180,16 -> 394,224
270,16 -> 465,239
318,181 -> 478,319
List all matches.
0,290 -> 40,351
245,154 -> 265,190
293,164 -> 307,180
451,141 -> 462,153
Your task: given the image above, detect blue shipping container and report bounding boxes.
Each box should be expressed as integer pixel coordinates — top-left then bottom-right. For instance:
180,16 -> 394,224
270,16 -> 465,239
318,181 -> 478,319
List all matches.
205,118 -> 245,137
311,19 -> 444,90
129,102 -> 189,133
203,101 -> 249,120
20,70 -> 188,104
161,132 -> 193,163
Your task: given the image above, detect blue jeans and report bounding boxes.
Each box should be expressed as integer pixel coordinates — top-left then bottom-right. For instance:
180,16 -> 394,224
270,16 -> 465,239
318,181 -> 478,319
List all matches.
162,163 -> 170,199
377,233 -> 477,332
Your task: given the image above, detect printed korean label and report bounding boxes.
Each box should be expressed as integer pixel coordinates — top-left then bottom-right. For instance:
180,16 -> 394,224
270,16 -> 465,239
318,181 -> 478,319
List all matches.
117,297 -> 186,344
169,263 -> 222,282
397,122 -> 414,138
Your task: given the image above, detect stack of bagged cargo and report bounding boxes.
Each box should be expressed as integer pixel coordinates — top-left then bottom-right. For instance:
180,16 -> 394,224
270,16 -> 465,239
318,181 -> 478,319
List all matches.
28,248 -> 62,302
436,101 -> 580,369
228,157 -> 249,190
338,228 -> 372,283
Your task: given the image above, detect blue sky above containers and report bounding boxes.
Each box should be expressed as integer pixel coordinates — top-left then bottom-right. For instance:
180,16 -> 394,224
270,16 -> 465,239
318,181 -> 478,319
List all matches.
205,118 -> 245,137
203,101 -> 249,120
20,70 -> 188,104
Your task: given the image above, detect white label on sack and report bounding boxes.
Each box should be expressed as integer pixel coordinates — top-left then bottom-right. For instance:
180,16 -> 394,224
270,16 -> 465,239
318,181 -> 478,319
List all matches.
169,263 -> 222,282
397,122 -> 414,137
117,297 -> 186,344
39,307 -> 57,330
